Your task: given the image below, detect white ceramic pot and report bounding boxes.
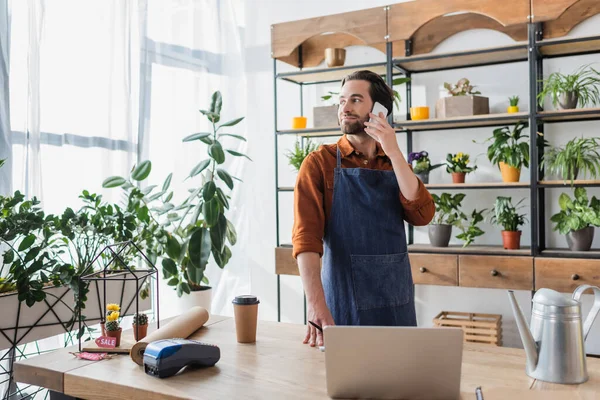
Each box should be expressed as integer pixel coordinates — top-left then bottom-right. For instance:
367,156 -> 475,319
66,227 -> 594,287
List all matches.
173,288 -> 213,316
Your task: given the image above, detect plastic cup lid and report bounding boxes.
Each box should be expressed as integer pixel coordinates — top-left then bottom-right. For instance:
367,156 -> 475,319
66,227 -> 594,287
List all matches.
232,295 -> 260,305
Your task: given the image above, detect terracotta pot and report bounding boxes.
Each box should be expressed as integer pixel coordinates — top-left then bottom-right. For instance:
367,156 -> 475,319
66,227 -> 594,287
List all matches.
451,172 -> 466,184
324,48 -> 346,68
499,162 -> 521,183
507,106 -> 519,114
105,327 -> 122,347
566,226 -> 594,251
428,224 -> 452,247
133,323 -> 148,341
501,230 -> 522,250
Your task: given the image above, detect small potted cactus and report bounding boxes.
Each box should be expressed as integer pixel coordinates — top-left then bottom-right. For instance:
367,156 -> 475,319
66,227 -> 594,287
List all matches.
101,303 -> 121,336
105,309 -> 122,346
132,312 -> 149,341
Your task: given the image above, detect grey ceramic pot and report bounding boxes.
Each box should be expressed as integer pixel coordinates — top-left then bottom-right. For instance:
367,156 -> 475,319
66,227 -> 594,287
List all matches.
415,172 -> 429,184
429,224 -> 452,247
559,91 -> 579,110
566,226 -> 595,251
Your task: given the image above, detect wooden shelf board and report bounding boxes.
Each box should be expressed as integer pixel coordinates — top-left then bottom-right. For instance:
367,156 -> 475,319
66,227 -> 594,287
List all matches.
538,35 -> 600,57
277,127 -> 341,137
541,249 -> 600,258
539,180 -> 600,187
426,182 -> 530,189
537,108 -> 600,122
277,63 -> 388,85
395,112 -> 529,131
394,43 -> 528,73
408,244 -> 531,256
278,187 -> 294,192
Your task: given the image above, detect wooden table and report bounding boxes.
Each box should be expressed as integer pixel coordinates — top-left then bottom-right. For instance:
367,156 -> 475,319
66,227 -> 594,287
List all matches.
14,315 -> 600,399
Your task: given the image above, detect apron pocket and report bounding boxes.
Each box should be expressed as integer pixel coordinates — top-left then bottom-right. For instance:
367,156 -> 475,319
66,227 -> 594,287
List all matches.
350,252 -> 411,311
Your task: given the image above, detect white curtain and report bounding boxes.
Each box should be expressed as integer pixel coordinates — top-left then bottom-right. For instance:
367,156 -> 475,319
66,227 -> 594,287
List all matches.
143,0 -> 249,316
0,0 -> 10,196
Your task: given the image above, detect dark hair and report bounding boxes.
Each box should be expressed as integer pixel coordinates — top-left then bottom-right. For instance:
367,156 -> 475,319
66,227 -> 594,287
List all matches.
341,70 -> 394,116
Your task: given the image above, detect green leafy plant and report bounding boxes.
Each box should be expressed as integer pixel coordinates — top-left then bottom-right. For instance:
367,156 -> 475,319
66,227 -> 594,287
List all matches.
286,138 -> 319,172
446,152 -> 477,174
550,187 -> 600,235
456,209 -> 486,247
430,193 -> 467,226
133,312 -> 148,326
484,123 -> 529,169
509,96 -> 519,107
103,91 -> 249,297
444,78 -> 481,96
537,64 -> 600,108
321,77 -> 411,111
489,197 -> 527,232
408,151 -> 444,174
541,137 -> 600,184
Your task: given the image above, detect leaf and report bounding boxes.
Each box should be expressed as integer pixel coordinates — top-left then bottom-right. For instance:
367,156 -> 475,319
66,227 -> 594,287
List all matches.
226,219 -> 237,246
226,149 -> 252,161
216,187 -> 229,209
3,250 -> 14,264
188,228 -> 212,284
19,234 -> 36,252
181,282 -> 191,295
559,193 -> 573,211
162,173 -> 173,191
190,160 -> 211,178
210,214 -> 227,253
218,117 -> 244,129
218,133 -> 246,142
182,132 -> 211,142
203,199 -> 219,227
102,176 -> 126,188
209,142 -> 225,164
141,185 -> 157,195
166,236 -> 181,260
216,169 -> 234,190
162,258 -> 178,277
210,91 -> 223,115
177,282 -> 184,297
164,191 -> 174,203
167,277 -> 179,286
203,181 -> 217,201
131,160 -> 152,181
24,247 -> 41,264
213,245 -> 232,269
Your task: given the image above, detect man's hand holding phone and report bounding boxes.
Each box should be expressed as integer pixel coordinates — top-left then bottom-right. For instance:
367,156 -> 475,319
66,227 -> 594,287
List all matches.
364,102 -> 402,159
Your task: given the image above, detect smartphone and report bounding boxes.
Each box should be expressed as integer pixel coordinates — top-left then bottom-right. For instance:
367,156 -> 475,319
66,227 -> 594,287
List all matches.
370,101 -> 388,122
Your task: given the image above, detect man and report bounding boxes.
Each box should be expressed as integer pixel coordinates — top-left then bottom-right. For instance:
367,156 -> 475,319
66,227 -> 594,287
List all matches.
292,70 -> 435,348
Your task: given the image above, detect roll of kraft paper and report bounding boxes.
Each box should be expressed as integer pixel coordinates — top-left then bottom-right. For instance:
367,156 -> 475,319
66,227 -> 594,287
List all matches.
130,306 -> 210,366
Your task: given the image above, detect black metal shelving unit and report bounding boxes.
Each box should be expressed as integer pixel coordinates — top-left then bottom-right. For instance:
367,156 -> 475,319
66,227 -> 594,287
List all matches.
273,24 -> 600,320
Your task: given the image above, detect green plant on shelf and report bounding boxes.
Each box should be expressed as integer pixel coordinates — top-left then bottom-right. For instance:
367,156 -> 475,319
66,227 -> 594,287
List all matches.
456,209 -> 486,247
489,196 -> 527,232
550,187 -> 600,235
484,122 -> 529,169
286,138 -> 319,172
541,137 -> 600,185
443,78 -> 481,96
445,152 -> 477,174
509,96 -> 519,107
321,76 -> 411,111
537,64 -> 600,109
431,193 -> 467,226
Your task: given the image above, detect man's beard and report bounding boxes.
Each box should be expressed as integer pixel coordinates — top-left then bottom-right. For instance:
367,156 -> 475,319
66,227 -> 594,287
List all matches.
340,114 -> 368,135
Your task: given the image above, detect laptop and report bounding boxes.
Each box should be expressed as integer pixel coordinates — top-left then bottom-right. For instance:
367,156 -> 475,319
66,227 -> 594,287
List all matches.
323,326 -> 464,400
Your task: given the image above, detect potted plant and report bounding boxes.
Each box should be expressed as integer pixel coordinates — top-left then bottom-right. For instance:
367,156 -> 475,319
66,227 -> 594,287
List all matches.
408,151 -> 443,184
456,209 -> 486,247
436,78 -> 489,118
489,197 -> 527,250
286,137 -> 319,172
537,64 -> 600,110
132,312 -> 148,341
484,122 -> 529,183
429,193 -> 466,247
550,188 -> 600,251
103,91 -> 248,312
101,303 -> 120,336
104,306 -> 122,346
507,96 -> 519,113
446,152 -> 477,183
541,137 -> 600,184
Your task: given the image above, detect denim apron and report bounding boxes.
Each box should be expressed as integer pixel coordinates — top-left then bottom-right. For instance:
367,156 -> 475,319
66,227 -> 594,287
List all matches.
321,147 -> 417,326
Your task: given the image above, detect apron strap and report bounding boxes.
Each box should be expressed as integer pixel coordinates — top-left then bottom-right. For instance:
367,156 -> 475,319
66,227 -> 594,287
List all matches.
336,146 -> 342,169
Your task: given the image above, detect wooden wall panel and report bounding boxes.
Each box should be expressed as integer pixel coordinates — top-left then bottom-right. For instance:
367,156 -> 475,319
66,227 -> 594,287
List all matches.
541,0 -> 600,39
388,0 -> 530,43
532,0 -> 579,23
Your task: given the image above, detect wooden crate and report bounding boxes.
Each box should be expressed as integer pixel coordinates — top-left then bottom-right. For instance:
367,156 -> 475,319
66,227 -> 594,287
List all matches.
433,311 -> 502,346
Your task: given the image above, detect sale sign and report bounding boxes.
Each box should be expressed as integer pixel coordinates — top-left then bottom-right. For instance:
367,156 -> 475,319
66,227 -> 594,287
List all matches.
95,336 -> 117,348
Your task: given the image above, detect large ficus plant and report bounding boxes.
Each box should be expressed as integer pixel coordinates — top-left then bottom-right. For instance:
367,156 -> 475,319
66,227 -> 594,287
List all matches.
550,187 -> 600,235
103,91 -> 248,296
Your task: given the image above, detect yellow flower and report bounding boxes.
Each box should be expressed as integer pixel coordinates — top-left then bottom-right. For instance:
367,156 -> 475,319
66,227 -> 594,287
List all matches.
457,152 -> 464,158
107,303 -> 120,312
465,159 -> 470,164
106,311 -> 120,322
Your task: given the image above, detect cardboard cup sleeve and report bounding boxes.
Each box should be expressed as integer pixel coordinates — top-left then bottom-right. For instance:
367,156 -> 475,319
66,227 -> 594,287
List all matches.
130,306 -> 210,365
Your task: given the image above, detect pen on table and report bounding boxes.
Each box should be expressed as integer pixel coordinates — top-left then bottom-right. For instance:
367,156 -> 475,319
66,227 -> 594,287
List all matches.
309,320 -> 323,332
475,386 -> 484,400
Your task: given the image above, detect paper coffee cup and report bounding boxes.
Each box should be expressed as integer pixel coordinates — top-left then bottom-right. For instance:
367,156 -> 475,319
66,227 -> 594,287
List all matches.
232,295 -> 260,343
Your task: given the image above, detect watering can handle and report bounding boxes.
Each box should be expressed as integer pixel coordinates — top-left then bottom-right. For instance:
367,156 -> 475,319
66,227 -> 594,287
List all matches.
573,285 -> 600,341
